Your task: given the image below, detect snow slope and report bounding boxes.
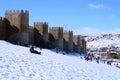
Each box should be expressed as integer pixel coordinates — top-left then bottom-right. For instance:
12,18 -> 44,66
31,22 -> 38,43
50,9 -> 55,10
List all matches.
0,40 -> 120,80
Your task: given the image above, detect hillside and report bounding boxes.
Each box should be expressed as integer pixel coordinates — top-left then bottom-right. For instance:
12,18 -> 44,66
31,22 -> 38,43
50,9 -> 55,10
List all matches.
0,40 -> 120,80
86,34 -> 120,49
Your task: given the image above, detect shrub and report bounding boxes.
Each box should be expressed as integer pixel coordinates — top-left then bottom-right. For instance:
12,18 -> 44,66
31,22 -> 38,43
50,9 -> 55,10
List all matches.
107,53 -> 118,59
118,54 -> 120,59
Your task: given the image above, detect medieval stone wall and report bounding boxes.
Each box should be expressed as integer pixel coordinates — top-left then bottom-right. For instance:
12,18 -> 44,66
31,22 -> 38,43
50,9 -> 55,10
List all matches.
34,22 -> 48,48
0,17 -> 7,40
81,38 -> 86,53
29,26 -> 34,45
0,10 -> 86,53
5,10 -> 29,45
34,22 -> 48,34
73,35 -> 81,53
63,31 -> 73,52
5,10 -> 21,31
21,10 -> 29,32
5,10 -> 29,32
49,27 -> 63,50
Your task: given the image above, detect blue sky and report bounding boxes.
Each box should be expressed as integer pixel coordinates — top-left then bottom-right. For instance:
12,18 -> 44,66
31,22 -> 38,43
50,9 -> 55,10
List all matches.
0,0 -> 120,35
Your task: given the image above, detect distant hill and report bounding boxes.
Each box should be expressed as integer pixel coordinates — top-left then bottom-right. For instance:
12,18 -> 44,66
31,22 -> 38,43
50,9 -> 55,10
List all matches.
85,34 -> 120,49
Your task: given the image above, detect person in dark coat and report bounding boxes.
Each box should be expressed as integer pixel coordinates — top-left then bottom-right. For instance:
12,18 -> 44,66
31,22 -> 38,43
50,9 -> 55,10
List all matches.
30,46 -> 41,55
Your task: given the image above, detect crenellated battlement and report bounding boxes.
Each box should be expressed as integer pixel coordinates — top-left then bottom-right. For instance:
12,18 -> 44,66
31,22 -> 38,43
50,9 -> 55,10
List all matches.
5,10 -> 29,15
63,30 -> 73,35
0,10 -> 86,53
49,27 -> 63,39
63,30 -> 73,52
5,10 -> 29,32
34,22 -> 48,27
49,27 -> 63,31
63,30 -> 73,42
49,26 -> 64,50
0,17 -> 6,21
73,35 -> 81,45
34,22 -> 48,35
73,35 -> 81,52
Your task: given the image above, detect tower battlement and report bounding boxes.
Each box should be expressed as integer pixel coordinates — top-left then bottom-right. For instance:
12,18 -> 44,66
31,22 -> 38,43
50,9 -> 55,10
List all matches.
34,22 -> 48,35
73,35 -> 81,45
49,27 -> 63,39
63,30 -> 73,52
0,17 -> 7,40
73,35 -> 81,53
5,10 -> 29,32
64,30 -> 73,33
49,27 -> 63,31
63,30 -> 73,36
80,37 -> 86,53
5,10 -> 29,15
49,27 -> 63,50
34,22 -> 48,25
0,17 -> 6,21
34,22 -> 48,28
63,30 -> 73,42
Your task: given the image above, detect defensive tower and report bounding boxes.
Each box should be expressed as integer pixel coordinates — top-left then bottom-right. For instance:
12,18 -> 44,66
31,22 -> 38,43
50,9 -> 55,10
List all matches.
80,37 -> 86,53
0,17 -> 7,39
73,35 -> 81,53
5,10 -> 29,46
49,27 -> 63,50
34,22 -> 48,35
29,26 -> 34,45
63,30 -> 73,52
34,22 -> 48,48
5,10 -> 29,32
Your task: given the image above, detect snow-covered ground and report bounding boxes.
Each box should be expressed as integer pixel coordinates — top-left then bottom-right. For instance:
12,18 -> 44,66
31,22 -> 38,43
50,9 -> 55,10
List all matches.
86,34 -> 120,48
0,40 -> 120,80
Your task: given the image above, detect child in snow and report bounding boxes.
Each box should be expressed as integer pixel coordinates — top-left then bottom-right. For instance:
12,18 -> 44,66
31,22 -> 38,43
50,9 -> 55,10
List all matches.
30,46 -> 41,55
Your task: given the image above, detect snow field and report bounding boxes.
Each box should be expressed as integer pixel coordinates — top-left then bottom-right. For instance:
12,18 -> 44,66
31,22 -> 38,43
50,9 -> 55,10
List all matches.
0,40 -> 120,80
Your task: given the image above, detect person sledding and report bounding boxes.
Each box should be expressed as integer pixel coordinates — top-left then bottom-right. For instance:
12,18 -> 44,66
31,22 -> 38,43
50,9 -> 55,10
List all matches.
85,53 -> 90,61
30,46 -> 41,55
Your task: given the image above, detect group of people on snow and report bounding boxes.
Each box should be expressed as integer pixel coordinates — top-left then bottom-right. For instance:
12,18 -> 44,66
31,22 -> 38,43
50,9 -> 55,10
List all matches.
84,53 -> 100,63
29,46 -> 120,68
84,53 -> 120,69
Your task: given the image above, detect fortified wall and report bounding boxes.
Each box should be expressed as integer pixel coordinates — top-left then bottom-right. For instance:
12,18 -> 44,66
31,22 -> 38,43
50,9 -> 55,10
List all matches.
5,10 -> 29,32
0,17 -> 7,40
0,10 -> 86,53
34,22 -> 48,47
49,27 -> 63,50
29,26 -> 34,45
73,35 -> 81,53
63,31 -> 73,52
81,38 -> 86,53
4,10 -> 29,45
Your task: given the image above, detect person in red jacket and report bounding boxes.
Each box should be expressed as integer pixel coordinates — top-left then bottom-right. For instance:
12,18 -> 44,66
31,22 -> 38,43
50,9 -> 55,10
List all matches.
85,54 -> 90,61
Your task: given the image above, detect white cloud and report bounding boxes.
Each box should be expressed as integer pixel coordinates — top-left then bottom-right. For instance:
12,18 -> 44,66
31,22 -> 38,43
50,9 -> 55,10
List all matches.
88,3 -> 111,10
73,27 -> 120,36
